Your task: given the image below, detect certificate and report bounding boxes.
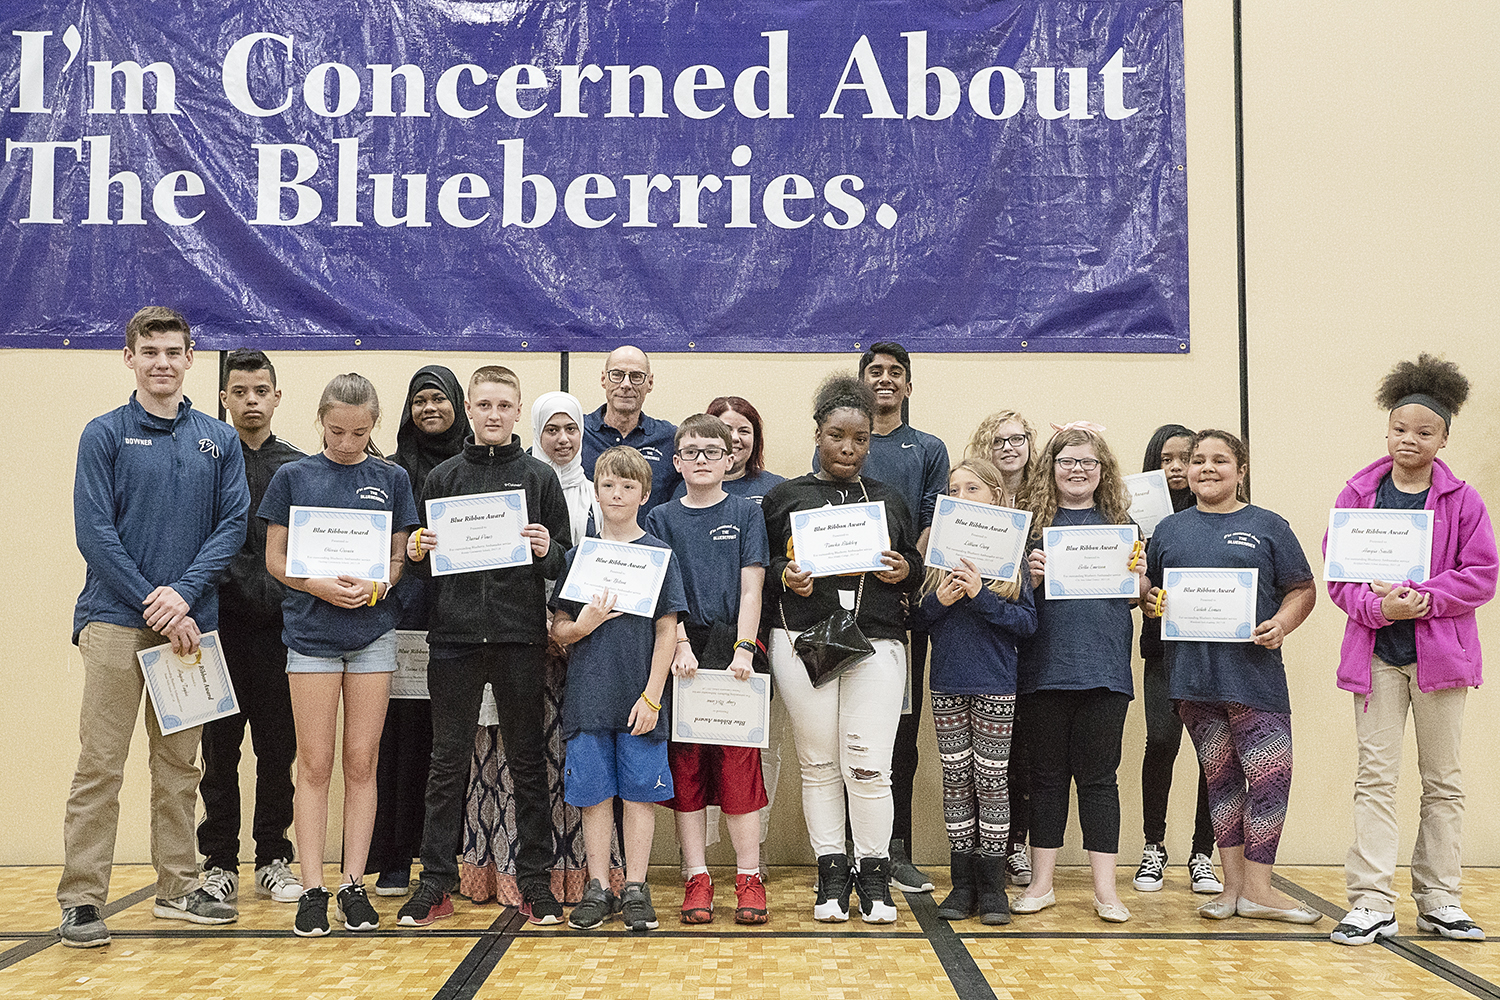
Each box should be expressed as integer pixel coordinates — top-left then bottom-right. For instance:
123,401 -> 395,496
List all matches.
1042,523 -> 1140,600
1126,470 -> 1175,540
926,497 -> 1031,582
1325,508 -> 1434,583
672,672 -> 771,748
790,501 -> 890,578
1162,568 -> 1259,642
286,506 -> 393,583
136,631 -> 239,735
390,630 -> 430,700
425,490 -> 532,576
559,538 -> 673,617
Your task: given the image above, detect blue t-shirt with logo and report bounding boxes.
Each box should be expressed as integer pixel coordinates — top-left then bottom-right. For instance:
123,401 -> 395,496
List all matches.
1146,504 -> 1314,713
646,493 -> 770,629
258,453 -> 420,658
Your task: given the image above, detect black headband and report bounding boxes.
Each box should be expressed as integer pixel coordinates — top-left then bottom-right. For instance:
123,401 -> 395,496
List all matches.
1393,393 -> 1451,429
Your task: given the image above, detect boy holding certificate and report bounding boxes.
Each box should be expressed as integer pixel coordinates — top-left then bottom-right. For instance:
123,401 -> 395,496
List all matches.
398,367 -> 573,928
551,446 -> 688,931
645,414 -> 771,925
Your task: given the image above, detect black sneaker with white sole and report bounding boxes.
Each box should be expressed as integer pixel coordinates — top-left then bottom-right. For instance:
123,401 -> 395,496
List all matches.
813,854 -> 852,922
888,839 -> 934,893
337,882 -> 380,931
855,857 -> 898,924
294,887 -> 332,937
1330,906 -> 1397,946
1132,843 -> 1166,892
1187,853 -> 1223,894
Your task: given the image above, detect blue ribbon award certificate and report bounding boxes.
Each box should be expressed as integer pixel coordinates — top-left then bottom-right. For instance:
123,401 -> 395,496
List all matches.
425,490 -> 532,577
790,501 -> 890,578
390,631 -> 430,700
1042,524 -> 1140,600
672,672 -> 772,748
926,497 -> 1031,582
136,631 -> 239,735
1162,568 -> 1259,642
560,538 -> 673,617
286,506 -> 393,583
1126,470 -> 1175,540
1325,509 -> 1434,583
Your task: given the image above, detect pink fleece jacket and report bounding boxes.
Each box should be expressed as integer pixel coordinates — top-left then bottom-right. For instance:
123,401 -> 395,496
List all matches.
1325,456 -> 1496,695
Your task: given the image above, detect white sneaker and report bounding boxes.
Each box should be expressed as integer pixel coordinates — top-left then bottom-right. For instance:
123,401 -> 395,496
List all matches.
1187,853 -> 1223,894
1330,906 -> 1397,946
255,859 -> 304,903
1417,905 -> 1485,941
200,866 -> 238,903
1132,843 -> 1166,892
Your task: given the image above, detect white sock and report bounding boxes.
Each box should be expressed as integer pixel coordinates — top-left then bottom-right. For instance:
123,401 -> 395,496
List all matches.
685,866 -> 709,877
737,867 -> 759,877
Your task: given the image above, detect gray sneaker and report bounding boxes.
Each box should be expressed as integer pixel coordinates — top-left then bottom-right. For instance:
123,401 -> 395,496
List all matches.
255,859 -> 304,903
620,882 -> 659,931
154,888 -> 237,924
58,905 -> 110,948
201,866 -> 239,903
888,839 -> 934,893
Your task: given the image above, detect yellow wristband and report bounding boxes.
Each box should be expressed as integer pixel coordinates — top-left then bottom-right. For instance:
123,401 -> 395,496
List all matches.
640,691 -> 661,712
1153,589 -> 1165,616
368,584 -> 380,607
781,566 -> 791,588
413,528 -> 424,557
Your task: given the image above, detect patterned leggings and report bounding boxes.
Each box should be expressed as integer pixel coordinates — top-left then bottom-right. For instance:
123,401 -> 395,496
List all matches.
1177,700 -> 1293,865
930,692 -> 1015,857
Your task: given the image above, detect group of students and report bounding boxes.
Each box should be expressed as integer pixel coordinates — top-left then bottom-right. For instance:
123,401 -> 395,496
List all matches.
58,310 -> 1494,948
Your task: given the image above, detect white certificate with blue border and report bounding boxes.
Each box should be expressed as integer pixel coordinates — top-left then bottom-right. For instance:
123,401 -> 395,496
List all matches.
136,631 -> 239,735
390,630 -> 430,700
672,672 -> 771,748
1126,470 -> 1175,540
286,506 -> 392,583
561,538 -> 672,618
1325,508 -> 1434,583
1042,523 -> 1140,600
790,501 -> 890,578
425,490 -> 532,576
1162,568 -> 1259,642
926,497 -> 1031,582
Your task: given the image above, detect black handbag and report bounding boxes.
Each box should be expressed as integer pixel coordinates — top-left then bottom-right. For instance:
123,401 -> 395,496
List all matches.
780,482 -> 876,687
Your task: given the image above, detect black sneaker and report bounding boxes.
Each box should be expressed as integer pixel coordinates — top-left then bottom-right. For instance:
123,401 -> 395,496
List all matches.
888,839 -> 934,893
1006,843 -> 1032,887
396,879 -> 454,928
855,857 -> 898,924
568,879 -> 616,930
521,885 -> 565,925
813,854 -> 853,922
337,882 -> 380,931
1133,842 -> 1167,892
58,905 -> 110,948
294,887 -> 332,937
620,882 -> 659,931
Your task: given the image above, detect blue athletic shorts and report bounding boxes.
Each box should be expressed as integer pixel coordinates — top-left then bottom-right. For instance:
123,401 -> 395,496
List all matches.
563,730 -> 673,808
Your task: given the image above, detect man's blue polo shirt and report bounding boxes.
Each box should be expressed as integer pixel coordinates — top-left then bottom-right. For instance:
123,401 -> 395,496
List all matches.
581,405 -> 680,522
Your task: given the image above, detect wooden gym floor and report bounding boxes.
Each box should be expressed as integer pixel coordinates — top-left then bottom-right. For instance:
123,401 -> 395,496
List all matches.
2,864 -> 1497,999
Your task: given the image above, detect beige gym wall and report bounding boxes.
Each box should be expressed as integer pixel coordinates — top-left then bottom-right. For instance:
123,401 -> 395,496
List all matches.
1,1 -> 1494,870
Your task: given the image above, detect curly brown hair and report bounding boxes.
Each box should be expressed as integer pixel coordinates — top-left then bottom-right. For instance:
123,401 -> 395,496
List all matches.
1375,353 -> 1470,417
1023,428 -> 1132,539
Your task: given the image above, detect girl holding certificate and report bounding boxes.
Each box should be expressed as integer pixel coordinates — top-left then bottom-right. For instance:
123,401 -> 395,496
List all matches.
910,458 -> 1037,924
763,375 -> 924,924
262,374 -> 421,936
1325,356 -> 1495,946
1012,424 -> 1147,923
1143,430 -> 1318,925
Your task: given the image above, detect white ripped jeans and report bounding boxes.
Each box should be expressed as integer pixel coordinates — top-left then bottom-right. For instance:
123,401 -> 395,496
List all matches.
769,628 -> 906,861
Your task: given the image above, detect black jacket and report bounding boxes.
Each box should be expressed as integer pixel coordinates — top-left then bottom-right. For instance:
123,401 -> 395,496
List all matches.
221,433 -> 305,625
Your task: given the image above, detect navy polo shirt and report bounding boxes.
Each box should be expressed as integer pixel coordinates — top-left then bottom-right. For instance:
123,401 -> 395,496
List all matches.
582,406 -> 681,522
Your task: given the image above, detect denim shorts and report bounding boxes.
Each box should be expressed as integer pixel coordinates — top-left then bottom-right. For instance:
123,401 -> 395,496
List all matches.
285,630 -> 398,674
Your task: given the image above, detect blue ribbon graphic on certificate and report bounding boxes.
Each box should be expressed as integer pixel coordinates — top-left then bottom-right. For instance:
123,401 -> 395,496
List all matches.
672,673 -> 771,748
926,497 -> 1030,582
561,538 -> 672,617
426,490 -> 532,576
1325,509 -> 1433,583
1162,568 -> 1258,642
790,501 -> 889,577
286,506 -> 392,582
136,631 -> 239,734
1042,524 -> 1140,599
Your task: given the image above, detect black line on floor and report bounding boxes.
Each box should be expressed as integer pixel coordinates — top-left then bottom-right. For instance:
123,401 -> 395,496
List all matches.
1275,874 -> 1500,1000
904,890 -> 999,1000
0,884 -> 155,970
431,908 -> 524,1000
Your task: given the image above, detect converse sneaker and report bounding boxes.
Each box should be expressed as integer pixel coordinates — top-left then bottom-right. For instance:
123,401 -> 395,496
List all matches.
153,888 -> 237,924
1005,844 -> 1033,887
201,866 -> 239,903
813,854 -> 852,922
1132,843 -> 1166,892
1417,905 -> 1485,941
1188,853 -> 1223,894
294,887 -> 331,937
337,882 -> 380,932
520,885 -> 564,926
680,872 -> 714,924
567,879 -> 616,930
734,872 -> 769,925
620,882 -> 659,931
255,859 -> 304,903
855,857 -> 898,924
375,868 -> 411,897
1330,906 -> 1398,946
58,905 -> 110,948
397,879 -> 454,928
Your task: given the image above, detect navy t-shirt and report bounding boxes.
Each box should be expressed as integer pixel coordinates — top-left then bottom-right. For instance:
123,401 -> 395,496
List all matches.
258,453 -> 420,658
550,532 -> 689,740
1372,474 -> 1428,667
645,494 -> 769,629
1017,506 -> 1136,698
1146,504 -> 1314,713
671,469 -> 787,508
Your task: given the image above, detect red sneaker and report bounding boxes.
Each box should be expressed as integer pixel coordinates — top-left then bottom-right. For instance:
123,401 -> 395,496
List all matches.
680,872 -> 714,924
735,872 -> 768,925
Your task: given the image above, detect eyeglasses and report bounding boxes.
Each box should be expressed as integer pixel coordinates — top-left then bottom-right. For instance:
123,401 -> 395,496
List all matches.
1054,457 -> 1101,471
678,446 -> 727,461
605,369 -> 648,385
993,434 -> 1028,450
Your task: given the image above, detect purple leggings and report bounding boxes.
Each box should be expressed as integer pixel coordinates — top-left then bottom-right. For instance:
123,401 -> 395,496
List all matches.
1176,701 -> 1292,865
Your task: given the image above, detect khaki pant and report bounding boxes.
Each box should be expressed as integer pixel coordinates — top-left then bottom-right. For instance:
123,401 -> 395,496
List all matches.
1346,655 -> 1467,913
57,622 -> 204,908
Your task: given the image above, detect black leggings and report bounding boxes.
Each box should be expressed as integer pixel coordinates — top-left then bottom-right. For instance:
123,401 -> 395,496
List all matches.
1019,688 -> 1129,854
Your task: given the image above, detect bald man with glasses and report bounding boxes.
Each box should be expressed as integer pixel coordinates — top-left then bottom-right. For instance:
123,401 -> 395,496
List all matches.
581,347 -> 681,523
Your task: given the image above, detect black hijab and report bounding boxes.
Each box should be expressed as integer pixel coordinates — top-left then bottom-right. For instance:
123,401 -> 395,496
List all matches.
394,365 -> 470,505
1142,423 -> 1196,513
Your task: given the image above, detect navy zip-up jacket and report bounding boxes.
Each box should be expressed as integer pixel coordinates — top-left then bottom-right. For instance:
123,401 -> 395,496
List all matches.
72,394 -> 249,642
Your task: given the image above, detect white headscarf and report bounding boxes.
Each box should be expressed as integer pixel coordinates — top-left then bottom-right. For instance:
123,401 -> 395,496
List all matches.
530,390 -> 597,546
